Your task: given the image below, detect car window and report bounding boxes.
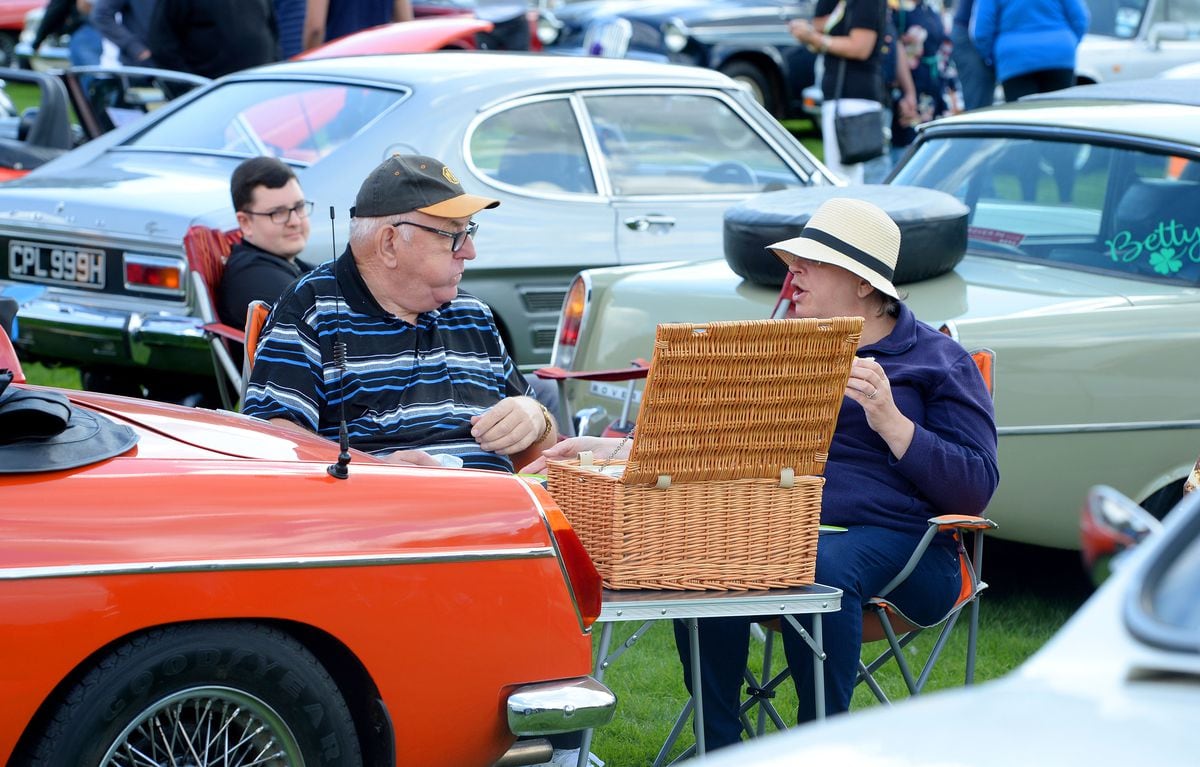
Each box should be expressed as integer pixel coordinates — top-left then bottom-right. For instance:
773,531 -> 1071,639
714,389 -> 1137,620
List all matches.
581,93 -> 806,196
1156,0 -> 1200,25
891,135 -> 1200,284
127,81 -> 406,164
469,98 -> 597,194
1087,0 -> 1147,38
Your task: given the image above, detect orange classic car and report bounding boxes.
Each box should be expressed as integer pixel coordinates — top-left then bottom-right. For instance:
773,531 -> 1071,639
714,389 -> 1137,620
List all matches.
0,309 -> 614,766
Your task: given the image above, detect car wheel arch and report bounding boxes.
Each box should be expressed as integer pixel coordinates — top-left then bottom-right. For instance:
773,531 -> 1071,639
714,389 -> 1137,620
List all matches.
1138,474 -> 1189,522
11,617 -> 389,766
717,55 -> 783,117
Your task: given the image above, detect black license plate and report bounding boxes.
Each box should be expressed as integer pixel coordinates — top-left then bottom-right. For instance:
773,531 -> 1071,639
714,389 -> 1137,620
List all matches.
7,240 -> 106,289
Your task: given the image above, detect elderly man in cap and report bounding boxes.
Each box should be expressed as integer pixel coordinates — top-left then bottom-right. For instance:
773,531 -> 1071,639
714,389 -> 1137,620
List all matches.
242,154 -> 557,470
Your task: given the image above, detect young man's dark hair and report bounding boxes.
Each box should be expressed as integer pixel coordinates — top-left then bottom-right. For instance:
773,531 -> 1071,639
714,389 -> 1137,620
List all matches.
230,156 -> 298,213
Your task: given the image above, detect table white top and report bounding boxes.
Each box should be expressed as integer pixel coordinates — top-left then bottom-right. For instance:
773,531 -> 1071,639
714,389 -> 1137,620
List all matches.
598,584 -> 842,622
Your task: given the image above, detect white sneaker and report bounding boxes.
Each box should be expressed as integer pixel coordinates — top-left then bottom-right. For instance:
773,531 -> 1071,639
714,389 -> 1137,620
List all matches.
535,748 -> 605,767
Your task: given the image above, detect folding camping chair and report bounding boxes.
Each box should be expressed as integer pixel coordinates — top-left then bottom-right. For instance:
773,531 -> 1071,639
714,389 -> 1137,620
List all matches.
183,225 -> 245,410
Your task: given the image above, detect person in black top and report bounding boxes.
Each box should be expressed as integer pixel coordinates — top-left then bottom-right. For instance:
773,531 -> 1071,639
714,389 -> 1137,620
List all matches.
790,0 -> 887,183
148,0 -> 278,78
217,157 -> 313,332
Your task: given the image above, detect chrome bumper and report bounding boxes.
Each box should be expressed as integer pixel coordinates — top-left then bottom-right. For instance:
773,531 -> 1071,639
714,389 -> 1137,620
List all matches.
13,295 -> 212,375
506,676 -> 616,737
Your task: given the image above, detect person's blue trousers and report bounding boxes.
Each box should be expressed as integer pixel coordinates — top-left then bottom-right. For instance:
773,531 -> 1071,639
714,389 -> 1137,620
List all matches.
674,525 -> 961,751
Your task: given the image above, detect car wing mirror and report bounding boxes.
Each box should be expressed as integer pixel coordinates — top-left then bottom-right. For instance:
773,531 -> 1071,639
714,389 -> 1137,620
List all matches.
1148,21 -> 1187,49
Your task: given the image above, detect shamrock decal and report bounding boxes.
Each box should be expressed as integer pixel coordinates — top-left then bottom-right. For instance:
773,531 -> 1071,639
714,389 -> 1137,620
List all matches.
1150,247 -> 1183,276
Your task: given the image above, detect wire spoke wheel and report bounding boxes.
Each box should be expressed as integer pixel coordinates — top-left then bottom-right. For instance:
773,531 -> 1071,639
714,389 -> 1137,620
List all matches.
102,687 -> 303,767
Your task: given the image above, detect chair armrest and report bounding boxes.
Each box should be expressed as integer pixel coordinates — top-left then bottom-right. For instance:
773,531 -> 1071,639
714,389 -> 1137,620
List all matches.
533,360 -> 650,382
928,514 -> 998,532
203,321 -> 246,345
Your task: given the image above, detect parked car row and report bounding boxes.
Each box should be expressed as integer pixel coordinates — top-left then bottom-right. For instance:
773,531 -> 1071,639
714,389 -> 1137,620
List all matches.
547,78 -> 1200,552
0,51 -> 834,403
538,0 -> 819,119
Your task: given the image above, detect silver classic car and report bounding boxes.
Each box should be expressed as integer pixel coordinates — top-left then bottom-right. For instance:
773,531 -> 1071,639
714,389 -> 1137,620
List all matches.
0,51 -> 834,400
548,80 -> 1200,550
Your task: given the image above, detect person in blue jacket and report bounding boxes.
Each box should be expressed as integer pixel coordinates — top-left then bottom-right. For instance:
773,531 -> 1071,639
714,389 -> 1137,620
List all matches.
528,197 -> 1000,748
971,0 -> 1090,102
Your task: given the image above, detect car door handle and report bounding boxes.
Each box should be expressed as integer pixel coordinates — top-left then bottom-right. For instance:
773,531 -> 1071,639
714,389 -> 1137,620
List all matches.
624,215 -> 676,232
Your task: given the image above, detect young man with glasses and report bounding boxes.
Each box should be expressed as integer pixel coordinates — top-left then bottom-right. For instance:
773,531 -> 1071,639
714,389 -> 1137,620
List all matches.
242,154 -> 558,472
217,156 -> 315,330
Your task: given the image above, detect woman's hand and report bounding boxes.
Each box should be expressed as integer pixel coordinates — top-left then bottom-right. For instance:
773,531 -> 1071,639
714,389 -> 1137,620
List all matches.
518,436 -> 629,474
845,357 -> 915,459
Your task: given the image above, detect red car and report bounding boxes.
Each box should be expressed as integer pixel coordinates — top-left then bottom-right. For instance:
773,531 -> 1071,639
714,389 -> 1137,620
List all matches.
0,308 -> 614,766
0,0 -> 40,67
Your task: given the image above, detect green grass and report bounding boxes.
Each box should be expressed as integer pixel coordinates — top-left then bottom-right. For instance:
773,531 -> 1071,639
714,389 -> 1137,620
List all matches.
20,360 -> 82,389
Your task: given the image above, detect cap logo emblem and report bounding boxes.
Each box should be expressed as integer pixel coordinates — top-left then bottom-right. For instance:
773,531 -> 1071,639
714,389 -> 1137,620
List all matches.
442,166 -> 459,184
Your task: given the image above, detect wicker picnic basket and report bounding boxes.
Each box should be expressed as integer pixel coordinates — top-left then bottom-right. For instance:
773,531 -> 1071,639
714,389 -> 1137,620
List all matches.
547,317 -> 863,591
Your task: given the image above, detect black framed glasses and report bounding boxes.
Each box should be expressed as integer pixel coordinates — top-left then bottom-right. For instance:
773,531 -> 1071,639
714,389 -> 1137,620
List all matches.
244,200 -> 314,225
394,220 -> 478,253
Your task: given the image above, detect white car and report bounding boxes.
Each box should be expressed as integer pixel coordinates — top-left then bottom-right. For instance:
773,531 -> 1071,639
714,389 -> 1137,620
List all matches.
1076,0 -> 1200,84
697,482 -> 1200,766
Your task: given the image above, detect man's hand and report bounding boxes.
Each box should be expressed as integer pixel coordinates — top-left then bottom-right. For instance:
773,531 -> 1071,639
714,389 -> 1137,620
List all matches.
470,396 -> 549,455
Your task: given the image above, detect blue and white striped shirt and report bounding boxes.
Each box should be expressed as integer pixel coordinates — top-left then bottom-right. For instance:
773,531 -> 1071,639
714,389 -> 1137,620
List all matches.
243,248 -> 530,471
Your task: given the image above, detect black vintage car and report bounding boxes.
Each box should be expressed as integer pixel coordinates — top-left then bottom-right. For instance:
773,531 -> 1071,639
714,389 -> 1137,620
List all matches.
538,0 -> 817,119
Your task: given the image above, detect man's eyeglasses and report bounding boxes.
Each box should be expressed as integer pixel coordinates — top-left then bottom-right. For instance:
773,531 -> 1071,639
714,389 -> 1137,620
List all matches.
244,200 -> 314,225
394,220 -> 478,253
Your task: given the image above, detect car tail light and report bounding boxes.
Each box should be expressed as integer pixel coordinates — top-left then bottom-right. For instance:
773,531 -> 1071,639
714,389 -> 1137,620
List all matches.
533,483 -> 601,628
124,254 -> 184,294
552,275 -> 588,369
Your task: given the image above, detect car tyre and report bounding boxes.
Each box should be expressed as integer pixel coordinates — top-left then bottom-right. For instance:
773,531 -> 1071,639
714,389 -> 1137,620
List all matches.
723,185 -> 970,287
24,622 -> 363,767
720,60 -> 778,117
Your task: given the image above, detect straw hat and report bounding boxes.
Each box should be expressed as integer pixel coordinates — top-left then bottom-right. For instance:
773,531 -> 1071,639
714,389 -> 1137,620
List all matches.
768,197 -> 901,299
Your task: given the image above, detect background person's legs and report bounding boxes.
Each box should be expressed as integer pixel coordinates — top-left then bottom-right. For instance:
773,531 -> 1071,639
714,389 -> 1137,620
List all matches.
950,25 -> 997,111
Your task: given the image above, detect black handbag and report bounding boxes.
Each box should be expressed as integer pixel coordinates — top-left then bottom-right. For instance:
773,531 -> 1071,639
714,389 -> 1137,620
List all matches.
832,56 -> 885,165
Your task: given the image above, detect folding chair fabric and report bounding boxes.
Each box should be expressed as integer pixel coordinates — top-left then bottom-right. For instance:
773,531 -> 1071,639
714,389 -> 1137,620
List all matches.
183,225 -> 244,409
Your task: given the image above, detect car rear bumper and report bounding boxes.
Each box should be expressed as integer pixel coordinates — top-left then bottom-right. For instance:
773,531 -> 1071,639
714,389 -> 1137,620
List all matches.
13,294 -> 212,375
506,675 -> 616,737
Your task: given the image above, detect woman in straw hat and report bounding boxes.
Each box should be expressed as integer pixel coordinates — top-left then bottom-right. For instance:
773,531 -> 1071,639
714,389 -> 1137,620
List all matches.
526,197 -> 998,744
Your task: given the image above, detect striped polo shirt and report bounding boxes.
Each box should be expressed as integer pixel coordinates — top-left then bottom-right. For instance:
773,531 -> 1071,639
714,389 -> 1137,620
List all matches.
242,247 -> 530,471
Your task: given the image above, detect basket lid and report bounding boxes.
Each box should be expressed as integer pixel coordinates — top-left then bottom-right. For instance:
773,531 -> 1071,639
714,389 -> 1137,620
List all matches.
620,317 -> 862,486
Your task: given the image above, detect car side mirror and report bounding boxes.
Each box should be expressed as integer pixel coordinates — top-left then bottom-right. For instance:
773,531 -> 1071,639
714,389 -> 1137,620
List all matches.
1080,484 -> 1164,586
1147,21 -> 1187,49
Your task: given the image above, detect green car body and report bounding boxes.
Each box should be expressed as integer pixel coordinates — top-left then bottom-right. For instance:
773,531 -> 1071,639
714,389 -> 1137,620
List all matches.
550,80 -> 1200,550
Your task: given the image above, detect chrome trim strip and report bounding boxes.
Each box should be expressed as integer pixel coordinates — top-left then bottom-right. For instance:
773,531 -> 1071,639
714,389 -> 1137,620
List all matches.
998,420 -> 1200,437
1,547 -> 555,581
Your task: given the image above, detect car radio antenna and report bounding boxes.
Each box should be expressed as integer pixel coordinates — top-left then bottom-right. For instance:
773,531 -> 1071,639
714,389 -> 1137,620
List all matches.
326,204 -> 352,480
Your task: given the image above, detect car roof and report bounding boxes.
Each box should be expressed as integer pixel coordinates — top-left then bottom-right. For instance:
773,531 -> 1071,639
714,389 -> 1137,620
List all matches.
928,79 -> 1200,148
231,51 -> 740,92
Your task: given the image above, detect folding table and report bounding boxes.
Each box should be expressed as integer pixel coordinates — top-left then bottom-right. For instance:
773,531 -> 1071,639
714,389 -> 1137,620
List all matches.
577,584 -> 842,766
